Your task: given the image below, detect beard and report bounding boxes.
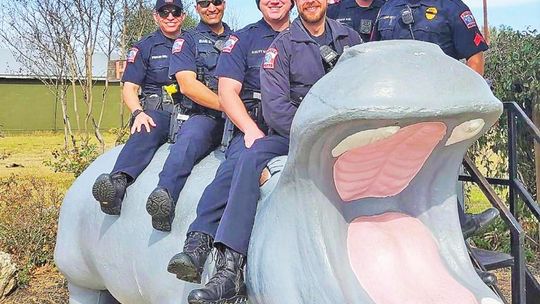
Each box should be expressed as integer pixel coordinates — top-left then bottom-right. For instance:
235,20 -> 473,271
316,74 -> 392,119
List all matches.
298,5 -> 326,24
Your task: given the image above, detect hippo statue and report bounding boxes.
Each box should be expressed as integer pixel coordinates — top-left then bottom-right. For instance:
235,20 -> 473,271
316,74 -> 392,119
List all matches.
55,40 -> 503,304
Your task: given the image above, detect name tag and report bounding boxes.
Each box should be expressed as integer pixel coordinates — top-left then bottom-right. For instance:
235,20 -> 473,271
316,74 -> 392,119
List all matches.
177,114 -> 190,121
151,55 -> 168,60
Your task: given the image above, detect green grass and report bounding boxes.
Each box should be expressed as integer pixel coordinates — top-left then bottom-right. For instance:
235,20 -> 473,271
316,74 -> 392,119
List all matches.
0,81 -> 128,132
466,185 -> 493,213
0,131 -> 120,190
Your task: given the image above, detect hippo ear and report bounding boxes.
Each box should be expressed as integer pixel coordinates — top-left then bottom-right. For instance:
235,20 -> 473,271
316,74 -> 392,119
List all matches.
333,122 -> 447,202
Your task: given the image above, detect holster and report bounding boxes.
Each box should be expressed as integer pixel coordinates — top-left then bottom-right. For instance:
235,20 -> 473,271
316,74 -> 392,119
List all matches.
169,104 -> 190,143
139,94 -> 186,144
219,98 -> 267,151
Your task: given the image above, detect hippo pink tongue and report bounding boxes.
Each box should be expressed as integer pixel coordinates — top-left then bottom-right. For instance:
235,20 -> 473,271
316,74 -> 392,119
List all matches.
347,212 -> 478,304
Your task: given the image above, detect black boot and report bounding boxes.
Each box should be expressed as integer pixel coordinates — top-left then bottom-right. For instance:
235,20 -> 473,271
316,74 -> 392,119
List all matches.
146,187 -> 175,231
476,269 -> 497,286
462,207 -> 499,239
92,172 -> 127,215
168,232 -> 213,283
188,246 -> 247,304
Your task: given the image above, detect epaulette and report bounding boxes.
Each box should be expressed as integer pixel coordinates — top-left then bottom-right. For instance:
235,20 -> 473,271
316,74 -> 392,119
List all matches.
236,21 -> 261,35
137,31 -> 157,45
446,0 -> 468,9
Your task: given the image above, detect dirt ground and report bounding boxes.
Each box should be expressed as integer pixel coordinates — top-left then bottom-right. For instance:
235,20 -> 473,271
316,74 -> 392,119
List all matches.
0,132 -> 538,303
0,263 -> 535,303
1,265 -> 68,304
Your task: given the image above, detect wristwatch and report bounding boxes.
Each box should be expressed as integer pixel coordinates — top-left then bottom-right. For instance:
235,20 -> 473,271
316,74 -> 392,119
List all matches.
132,109 -> 143,119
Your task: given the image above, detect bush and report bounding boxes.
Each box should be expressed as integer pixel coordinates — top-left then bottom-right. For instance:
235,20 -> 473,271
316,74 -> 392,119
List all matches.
0,175 -> 63,286
108,127 -> 130,145
467,26 -> 540,266
44,137 -> 98,177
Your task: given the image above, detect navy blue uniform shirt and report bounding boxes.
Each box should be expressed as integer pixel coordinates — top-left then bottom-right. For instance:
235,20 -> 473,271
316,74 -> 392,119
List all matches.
260,17 -> 362,137
215,19 -> 280,100
372,0 -> 488,59
169,21 -> 233,91
122,29 -> 177,96
328,0 -> 385,42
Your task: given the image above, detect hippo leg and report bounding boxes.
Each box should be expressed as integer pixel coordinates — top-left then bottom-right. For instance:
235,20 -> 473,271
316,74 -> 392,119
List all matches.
68,283 -> 120,304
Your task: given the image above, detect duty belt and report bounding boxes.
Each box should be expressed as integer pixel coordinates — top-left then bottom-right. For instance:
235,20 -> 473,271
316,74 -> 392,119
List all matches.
141,94 -> 176,114
219,94 -> 266,152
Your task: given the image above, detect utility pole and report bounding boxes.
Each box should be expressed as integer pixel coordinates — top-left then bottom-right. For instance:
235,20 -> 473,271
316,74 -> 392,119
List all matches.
483,0 -> 490,43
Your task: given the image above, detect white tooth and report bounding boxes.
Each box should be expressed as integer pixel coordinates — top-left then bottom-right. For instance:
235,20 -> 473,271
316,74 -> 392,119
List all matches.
481,298 -> 502,304
331,126 -> 400,158
445,119 -> 485,146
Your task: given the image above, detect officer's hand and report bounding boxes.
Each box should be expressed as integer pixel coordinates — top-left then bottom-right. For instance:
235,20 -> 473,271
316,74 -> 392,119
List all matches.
131,112 -> 157,134
244,128 -> 265,148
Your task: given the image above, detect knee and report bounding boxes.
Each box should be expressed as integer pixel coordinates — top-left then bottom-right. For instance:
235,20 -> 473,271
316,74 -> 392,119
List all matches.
237,148 -> 259,164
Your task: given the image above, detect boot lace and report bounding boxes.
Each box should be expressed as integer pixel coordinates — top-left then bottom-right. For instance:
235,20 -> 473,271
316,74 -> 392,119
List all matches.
183,232 -> 213,256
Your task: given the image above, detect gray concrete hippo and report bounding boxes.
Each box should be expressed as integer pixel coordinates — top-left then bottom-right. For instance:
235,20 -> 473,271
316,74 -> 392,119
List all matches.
55,40 -> 504,304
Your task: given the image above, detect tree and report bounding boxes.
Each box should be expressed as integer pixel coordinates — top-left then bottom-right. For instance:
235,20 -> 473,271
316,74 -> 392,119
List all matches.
0,0 -> 78,148
475,27 -> 540,198
470,26 -> 540,254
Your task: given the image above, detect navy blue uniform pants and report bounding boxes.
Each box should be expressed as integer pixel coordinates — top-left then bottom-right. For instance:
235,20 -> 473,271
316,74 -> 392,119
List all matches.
189,133 -> 289,255
158,115 -> 223,203
112,109 -> 170,181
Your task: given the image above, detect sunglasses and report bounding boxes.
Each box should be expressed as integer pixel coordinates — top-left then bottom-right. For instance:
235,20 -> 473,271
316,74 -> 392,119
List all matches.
197,0 -> 223,8
157,8 -> 183,18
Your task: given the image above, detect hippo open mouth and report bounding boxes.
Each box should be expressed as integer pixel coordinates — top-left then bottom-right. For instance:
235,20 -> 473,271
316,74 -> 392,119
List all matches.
334,121 -> 484,303
247,41 -> 503,304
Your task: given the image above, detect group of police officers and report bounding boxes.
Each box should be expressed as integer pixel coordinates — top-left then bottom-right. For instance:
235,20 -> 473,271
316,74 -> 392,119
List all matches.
90,0 -> 496,303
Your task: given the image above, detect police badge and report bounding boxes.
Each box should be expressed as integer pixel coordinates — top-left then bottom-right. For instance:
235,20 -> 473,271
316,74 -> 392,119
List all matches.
360,19 -> 372,35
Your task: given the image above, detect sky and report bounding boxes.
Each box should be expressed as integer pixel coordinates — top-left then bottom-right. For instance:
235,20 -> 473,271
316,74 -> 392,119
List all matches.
225,0 -> 540,31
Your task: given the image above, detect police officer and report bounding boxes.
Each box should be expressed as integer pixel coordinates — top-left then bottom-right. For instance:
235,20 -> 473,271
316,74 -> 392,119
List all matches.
372,0 -> 488,75
371,0 -> 498,284
372,0 -> 496,228
328,0 -> 385,42
145,0 -> 232,232
166,1 -> 293,303
92,0 -> 186,216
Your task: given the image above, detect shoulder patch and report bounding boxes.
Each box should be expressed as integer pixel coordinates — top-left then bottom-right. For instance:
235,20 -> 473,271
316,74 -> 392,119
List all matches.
127,47 -> 139,63
172,38 -> 185,54
222,35 -> 239,53
263,48 -> 278,69
460,11 -> 477,29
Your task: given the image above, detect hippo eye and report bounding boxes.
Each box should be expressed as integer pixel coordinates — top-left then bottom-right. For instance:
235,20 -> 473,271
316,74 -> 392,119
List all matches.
445,119 -> 485,146
332,126 -> 401,158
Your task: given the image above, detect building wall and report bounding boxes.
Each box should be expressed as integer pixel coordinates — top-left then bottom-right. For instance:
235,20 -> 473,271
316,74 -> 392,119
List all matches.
0,79 -> 129,132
